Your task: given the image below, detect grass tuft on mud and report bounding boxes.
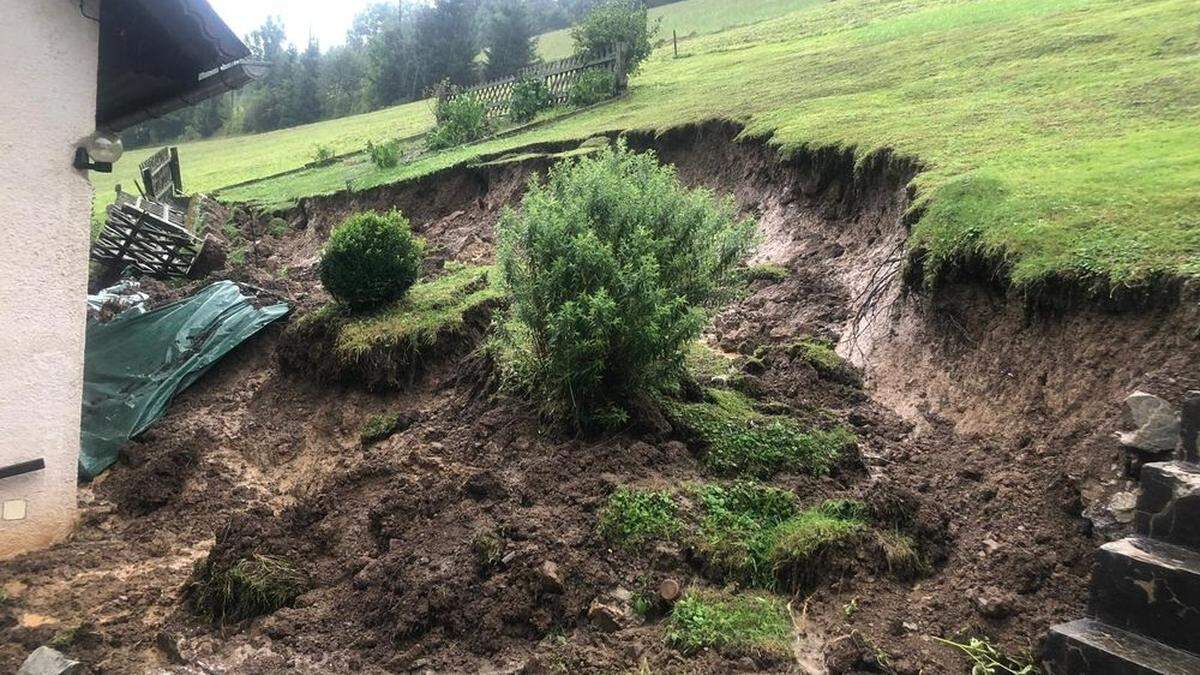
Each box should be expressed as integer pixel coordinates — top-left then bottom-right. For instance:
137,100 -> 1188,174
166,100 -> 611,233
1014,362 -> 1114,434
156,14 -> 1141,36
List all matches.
786,337 -> 862,386
601,482 -> 892,592
666,588 -> 792,657
280,264 -> 505,389
597,487 -> 681,547
665,388 -> 854,478
185,554 -> 307,624
360,411 -> 412,445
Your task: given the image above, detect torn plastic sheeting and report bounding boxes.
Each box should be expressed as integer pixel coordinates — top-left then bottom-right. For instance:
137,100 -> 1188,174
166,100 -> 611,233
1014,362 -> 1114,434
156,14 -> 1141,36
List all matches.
80,281 -> 288,480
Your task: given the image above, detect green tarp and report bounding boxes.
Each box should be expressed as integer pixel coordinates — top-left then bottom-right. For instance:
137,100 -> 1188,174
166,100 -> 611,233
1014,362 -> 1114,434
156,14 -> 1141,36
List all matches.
80,281 -> 288,479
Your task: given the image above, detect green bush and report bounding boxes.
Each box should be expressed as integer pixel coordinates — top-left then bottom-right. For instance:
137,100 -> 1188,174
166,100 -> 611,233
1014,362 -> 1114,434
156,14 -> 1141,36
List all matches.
568,69 -> 617,107
495,143 -> 755,429
367,139 -> 401,169
312,143 -> 336,165
509,77 -> 554,123
319,210 -> 424,313
571,0 -> 659,76
428,94 -> 491,151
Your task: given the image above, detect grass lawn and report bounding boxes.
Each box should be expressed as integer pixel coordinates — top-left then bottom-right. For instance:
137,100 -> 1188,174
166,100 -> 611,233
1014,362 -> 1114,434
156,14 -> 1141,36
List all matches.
88,99 -> 433,223
117,0 -> 1200,293
535,0 -> 821,60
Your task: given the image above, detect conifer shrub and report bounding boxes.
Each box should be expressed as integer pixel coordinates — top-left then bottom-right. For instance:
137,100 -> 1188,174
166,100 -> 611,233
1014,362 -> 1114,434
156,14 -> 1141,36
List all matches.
509,77 -> 554,123
319,209 -> 423,313
494,143 -> 755,429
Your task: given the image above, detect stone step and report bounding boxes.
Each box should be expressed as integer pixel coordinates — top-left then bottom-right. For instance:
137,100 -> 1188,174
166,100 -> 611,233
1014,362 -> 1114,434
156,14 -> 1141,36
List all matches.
1136,461 -> 1200,548
1043,618 -> 1200,675
1088,536 -> 1200,653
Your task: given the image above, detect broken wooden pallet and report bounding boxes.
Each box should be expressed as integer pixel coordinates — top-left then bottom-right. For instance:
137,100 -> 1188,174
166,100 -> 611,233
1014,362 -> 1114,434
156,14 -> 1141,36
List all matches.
91,192 -> 205,278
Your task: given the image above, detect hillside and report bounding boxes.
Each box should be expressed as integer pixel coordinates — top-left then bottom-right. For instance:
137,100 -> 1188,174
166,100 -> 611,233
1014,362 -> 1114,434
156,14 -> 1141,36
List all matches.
216,0 -> 1199,293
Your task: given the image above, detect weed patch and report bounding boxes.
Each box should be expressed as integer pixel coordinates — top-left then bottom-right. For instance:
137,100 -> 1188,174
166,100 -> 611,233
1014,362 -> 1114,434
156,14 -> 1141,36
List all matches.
741,263 -> 790,283
666,589 -> 791,658
360,412 -> 412,445
664,388 -> 853,478
786,337 -> 861,386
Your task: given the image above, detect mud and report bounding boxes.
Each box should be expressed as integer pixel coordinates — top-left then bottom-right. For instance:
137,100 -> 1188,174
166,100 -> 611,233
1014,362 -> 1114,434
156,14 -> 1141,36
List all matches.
3,121 -> 1198,674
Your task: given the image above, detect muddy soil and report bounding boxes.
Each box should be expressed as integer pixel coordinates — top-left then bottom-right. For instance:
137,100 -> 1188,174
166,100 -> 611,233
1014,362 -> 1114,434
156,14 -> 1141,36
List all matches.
3,122 -> 1197,674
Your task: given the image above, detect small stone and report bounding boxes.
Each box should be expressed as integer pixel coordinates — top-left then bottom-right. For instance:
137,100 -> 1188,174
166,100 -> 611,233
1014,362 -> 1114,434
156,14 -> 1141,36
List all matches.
1118,391 -> 1179,452
17,647 -> 82,675
972,587 -> 1015,620
658,578 -> 682,603
501,551 -> 517,565
982,538 -> 1003,554
588,600 -> 627,632
155,631 -> 186,664
610,587 -> 634,603
1109,490 -> 1138,524
538,561 -> 563,593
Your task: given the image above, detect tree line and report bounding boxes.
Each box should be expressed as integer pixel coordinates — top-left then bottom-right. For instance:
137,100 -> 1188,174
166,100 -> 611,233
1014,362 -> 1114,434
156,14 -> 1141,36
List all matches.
124,0 -> 675,148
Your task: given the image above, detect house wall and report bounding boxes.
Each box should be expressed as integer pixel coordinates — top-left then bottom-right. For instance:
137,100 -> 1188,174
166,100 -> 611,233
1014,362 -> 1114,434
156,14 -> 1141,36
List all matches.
0,0 -> 100,558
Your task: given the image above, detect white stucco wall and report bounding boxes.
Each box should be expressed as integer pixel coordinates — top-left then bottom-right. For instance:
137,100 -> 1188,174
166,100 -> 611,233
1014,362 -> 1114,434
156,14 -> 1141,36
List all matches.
0,0 -> 100,558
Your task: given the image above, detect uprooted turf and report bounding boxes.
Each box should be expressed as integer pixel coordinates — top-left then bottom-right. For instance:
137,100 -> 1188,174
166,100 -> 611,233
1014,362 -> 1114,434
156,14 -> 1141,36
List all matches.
597,481 -> 918,592
664,387 -> 854,478
666,588 -> 793,658
279,264 -> 505,389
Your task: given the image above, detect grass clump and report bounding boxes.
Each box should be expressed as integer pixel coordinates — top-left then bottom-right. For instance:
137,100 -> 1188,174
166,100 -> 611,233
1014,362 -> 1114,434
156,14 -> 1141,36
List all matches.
684,341 -> 738,384
360,412 -> 409,445
494,142 -> 755,430
471,529 -> 505,575
787,337 -> 861,386
267,217 -> 288,237
319,209 -> 424,313
598,487 -> 681,547
665,388 -> 853,478
667,589 -> 792,657
185,554 -> 307,624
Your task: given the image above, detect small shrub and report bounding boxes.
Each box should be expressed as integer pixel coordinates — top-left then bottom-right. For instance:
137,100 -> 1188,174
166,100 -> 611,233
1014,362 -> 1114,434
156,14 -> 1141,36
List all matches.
312,144 -> 336,165
933,637 -> 1041,675
509,77 -> 554,123
319,209 -> 424,313
186,554 -> 306,623
367,139 -> 401,169
667,589 -> 792,657
598,487 -> 681,546
568,68 -> 617,107
428,94 -> 491,151
471,529 -> 505,574
494,142 -> 755,429
571,0 -> 660,76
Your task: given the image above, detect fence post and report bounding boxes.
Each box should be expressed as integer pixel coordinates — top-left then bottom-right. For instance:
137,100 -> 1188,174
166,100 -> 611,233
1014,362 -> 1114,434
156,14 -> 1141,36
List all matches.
674,30 -> 678,58
614,42 -> 629,93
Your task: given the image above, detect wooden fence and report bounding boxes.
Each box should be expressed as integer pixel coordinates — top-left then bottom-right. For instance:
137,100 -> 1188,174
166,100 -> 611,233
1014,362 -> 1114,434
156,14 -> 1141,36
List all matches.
139,146 -> 183,205
463,44 -> 626,119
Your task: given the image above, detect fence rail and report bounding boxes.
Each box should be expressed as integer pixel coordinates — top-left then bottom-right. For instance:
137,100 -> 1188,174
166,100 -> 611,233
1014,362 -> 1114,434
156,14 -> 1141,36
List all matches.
463,44 -> 626,119
139,146 -> 183,204
92,192 -> 204,278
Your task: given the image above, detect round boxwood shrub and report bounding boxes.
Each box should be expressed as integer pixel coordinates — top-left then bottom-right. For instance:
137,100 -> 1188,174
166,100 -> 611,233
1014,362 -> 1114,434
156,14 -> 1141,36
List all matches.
319,209 -> 423,312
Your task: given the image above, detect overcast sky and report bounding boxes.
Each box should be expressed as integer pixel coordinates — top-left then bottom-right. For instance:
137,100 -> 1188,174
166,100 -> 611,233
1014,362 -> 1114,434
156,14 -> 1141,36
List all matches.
208,0 -> 386,50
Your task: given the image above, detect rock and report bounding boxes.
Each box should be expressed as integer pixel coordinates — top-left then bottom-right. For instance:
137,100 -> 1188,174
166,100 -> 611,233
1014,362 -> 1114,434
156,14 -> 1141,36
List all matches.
587,600 -> 627,632
537,561 -> 563,593
658,578 -> 682,603
610,587 -> 634,603
17,647 -> 82,675
1117,392 -> 1179,452
1108,490 -> 1138,524
971,587 -> 1015,620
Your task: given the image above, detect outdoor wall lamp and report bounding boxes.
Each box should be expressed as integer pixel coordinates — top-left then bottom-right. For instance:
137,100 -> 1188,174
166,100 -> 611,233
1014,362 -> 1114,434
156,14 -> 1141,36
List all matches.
74,131 -> 124,173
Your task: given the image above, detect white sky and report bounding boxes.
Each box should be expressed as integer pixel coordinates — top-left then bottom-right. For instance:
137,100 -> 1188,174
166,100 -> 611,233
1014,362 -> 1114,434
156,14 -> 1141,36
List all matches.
207,0 -> 385,50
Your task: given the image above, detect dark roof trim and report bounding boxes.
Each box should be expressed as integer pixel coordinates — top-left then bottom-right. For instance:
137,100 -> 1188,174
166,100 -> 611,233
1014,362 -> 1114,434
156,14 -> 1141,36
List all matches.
105,60 -> 268,132
144,0 -> 249,68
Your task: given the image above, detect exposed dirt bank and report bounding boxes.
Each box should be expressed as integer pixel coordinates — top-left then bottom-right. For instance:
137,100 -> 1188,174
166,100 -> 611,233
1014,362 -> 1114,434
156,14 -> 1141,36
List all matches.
3,122 -> 1197,674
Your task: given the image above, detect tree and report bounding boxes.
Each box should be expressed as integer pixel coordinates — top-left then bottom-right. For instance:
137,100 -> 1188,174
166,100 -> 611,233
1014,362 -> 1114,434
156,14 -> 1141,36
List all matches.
483,0 -> 538,81
571,0 -> 659,76
418,0 -> 480,88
